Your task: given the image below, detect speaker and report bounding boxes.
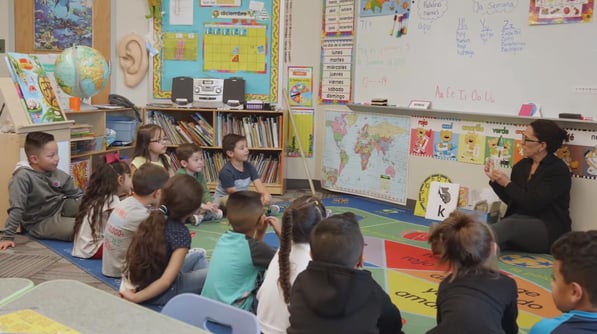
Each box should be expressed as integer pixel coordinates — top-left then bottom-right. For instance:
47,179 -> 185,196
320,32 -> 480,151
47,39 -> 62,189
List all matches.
223,77 -> 245,106
171,76 -> 194,104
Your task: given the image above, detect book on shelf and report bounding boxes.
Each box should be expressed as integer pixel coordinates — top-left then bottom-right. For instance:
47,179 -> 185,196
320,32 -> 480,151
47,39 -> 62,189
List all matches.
71,123 -> 94,138
70,158 -> 91,189
149,111 -> 216,146
271,117 -> 279,148
168,151 -> 182,171
191,113 -> 215,138
4,52 -> 67,124
175,125 -> 194,144
215,114 -> 280,148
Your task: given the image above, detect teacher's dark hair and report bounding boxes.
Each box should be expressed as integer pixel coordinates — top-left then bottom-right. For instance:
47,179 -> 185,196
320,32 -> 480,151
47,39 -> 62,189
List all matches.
530,119 -> 568,154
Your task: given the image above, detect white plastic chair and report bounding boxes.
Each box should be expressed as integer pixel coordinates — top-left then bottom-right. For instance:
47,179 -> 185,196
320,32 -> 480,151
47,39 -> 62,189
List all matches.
161,293 -> 260,334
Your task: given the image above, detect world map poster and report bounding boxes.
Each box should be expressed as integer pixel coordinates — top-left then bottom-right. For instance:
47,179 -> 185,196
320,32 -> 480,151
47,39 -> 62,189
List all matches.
322,110 -> 410,205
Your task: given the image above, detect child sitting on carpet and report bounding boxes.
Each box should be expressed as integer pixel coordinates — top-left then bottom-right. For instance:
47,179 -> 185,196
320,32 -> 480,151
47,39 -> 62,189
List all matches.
213,134 -> 279,215
257,195 -> 327,334
130,124 -> 174,176
202,190 -> 281,312
72,155 -> 132,259
175,143 -> 222,225
287,212 -> 404,334
102,163 -> 169,277
426,211 -> 518,334
120,174 -> 209,305
1,132 -> 82,250
530,230 -> 597,334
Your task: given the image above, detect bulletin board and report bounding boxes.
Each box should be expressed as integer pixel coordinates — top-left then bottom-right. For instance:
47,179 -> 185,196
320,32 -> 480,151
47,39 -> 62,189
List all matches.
153,0 -> 280,102
353,0 -> 597,118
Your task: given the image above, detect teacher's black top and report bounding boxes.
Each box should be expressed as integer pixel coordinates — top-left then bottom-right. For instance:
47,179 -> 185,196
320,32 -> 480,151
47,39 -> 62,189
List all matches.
489,153 -> 571,246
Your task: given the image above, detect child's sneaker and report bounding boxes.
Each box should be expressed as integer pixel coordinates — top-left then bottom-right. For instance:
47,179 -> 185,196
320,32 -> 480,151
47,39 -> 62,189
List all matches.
214,209 -> 223,220
326,208 -> 333,218
192,214 -> 204,226
266,204 -> 281,216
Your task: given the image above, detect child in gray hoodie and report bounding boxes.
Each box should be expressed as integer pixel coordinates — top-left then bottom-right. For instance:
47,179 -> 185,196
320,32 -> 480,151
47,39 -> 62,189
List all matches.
0,132 -> 82,250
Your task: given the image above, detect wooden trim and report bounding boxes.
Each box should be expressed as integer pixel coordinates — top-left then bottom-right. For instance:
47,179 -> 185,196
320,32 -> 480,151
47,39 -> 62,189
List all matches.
14,0 -> 111,104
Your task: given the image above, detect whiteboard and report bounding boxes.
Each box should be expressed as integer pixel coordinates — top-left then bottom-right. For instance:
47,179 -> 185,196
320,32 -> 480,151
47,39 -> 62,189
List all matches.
353,0 -> 597,117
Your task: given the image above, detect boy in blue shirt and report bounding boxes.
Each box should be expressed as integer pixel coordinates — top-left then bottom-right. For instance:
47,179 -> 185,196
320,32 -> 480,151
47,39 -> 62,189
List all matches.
213,134 -> 278,215
201,190 -> 280,312
530,230 -> 597,334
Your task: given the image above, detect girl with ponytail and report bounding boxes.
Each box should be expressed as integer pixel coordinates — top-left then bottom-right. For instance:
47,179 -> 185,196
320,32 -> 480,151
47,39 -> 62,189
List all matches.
426,211 -> 519,334
257,195 -> 327,334
119,174 -> 209,305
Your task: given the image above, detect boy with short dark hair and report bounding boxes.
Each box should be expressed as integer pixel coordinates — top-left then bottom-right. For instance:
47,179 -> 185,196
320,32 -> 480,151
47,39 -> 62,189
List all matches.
0,131 -> 82,249
213,134 -> 278,214
175,143 -> 222,225
530,230 -> 597,334
201,190 -> 281,312
287,212 -> 404,334
102,163 -> 169,277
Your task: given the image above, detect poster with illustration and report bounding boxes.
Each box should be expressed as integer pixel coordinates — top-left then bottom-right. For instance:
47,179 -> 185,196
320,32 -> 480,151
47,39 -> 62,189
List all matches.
484,123 -> 520,169
529,0 -> 595,25
556,144 -> 584,177
432,120 -> 458,160
409,116 -> 434,156
561,128 -> 597,179
286,108 -> 314,158
288,66 -> 313,107
5,52 -> 66,124
457,122 -> 486,164
485,135 -> 515,168
34,0 -> 93,50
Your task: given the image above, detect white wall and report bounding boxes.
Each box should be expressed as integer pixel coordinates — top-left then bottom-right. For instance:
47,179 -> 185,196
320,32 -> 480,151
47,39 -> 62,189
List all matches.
285,0 -> 328,182
110,0 -> 152,105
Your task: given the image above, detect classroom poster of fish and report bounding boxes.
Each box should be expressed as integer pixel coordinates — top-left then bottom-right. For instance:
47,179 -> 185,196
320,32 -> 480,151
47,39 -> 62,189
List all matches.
34,0 -> 93,50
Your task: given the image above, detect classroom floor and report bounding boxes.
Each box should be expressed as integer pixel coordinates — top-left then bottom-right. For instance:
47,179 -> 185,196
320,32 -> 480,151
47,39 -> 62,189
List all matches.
0,188 -> 317,296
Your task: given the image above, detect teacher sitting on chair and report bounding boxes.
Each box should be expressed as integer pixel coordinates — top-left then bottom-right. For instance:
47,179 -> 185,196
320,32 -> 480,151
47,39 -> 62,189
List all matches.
484,119 -> 571,253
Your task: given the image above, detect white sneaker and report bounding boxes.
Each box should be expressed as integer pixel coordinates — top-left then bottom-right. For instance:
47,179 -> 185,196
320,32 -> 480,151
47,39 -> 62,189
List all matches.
326,209 -> 333,218
192,214 -> 204,226
266,204 -> 280,216
214,209 -> 223,220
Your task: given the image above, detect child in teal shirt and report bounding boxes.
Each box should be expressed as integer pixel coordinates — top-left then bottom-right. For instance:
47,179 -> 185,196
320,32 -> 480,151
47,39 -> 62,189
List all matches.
201,191 -> 281,312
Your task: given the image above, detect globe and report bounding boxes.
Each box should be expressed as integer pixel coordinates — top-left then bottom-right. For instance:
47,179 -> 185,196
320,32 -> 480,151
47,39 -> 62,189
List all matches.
54,45 -> 110,98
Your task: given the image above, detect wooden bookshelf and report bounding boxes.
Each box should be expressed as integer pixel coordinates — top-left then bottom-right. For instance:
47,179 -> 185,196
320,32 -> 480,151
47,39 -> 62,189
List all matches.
65,108 -> 138,188
145,106 -> 286,195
